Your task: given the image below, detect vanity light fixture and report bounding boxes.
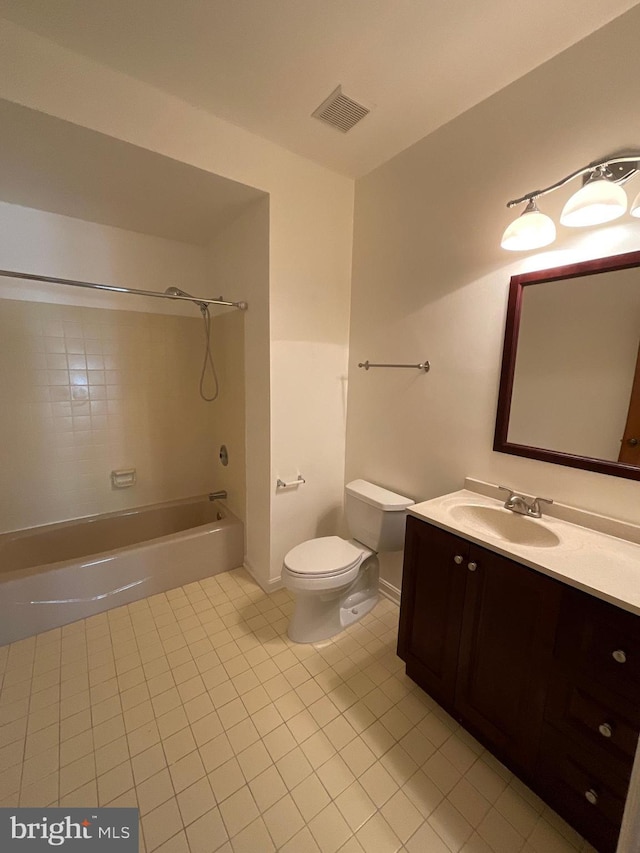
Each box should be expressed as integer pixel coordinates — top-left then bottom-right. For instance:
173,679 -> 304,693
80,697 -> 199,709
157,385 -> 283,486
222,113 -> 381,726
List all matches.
501,152 -> 640,251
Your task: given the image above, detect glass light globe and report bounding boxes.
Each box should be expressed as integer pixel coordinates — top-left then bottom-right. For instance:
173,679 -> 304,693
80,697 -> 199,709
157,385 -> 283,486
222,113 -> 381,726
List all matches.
630,187 -> 640,218
501,201 -> 556,251
560,177 -> 627,227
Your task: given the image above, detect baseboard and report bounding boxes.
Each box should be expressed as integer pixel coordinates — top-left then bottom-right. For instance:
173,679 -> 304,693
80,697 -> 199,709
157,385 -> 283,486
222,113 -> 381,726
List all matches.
244,561 -> 284,593
379,578 -> 401,606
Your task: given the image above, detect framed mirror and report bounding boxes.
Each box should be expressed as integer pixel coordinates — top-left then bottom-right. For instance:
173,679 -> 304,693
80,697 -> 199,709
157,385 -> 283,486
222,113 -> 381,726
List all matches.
494,250 -> 640,481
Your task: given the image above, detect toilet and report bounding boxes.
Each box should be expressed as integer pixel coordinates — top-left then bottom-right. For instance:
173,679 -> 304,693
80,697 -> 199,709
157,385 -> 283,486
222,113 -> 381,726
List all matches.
282,479 -> 414,643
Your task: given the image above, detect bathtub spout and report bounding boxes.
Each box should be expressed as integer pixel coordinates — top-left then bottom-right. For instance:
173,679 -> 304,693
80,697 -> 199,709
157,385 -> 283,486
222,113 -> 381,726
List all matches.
209,490 -> 228,501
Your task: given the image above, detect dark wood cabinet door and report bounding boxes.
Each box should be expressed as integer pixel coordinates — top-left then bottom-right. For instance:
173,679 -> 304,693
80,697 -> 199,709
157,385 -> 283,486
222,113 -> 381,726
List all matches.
398,516 -> 468,709
455,543 -> 563,771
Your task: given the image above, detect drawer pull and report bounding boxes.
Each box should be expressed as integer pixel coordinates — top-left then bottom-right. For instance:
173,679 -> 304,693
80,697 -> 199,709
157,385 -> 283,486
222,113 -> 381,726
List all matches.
612,649 -> 627,664
598,722 -> 613,738
453,555 -> 464,565
468,561 -> 478,572
584,788 -> 598,806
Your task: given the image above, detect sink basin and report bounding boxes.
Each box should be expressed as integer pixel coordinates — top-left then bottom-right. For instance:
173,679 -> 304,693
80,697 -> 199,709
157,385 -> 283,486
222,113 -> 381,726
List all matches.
449,504 -> 561,548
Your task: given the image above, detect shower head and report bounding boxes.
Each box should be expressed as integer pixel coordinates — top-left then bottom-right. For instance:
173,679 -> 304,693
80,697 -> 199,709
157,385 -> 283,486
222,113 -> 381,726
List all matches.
164,286 -> 208,311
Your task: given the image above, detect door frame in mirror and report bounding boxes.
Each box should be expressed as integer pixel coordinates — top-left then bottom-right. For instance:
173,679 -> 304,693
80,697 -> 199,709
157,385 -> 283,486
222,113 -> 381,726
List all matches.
493,249 -> 640,481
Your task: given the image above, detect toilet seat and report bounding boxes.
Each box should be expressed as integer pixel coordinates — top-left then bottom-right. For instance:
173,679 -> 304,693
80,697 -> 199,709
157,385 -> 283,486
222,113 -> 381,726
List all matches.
284,536 -> 364,578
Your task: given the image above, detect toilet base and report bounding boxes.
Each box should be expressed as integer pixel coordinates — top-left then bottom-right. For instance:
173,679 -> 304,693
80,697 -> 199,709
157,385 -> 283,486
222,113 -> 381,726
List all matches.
286,557 -> 379,644
340,589 -> 378,631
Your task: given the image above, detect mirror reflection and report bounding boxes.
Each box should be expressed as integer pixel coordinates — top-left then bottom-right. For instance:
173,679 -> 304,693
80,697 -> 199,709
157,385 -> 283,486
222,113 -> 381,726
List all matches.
508,267 -> 640,465
494,251 -> 640,480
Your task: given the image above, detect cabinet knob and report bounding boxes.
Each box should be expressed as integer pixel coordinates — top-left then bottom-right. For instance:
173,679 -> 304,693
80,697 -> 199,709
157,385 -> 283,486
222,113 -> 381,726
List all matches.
453,555 -> 464,565
584,788 -> 598,806
598,722 -> 613,738
467,561 -> 478,572
612,649 -> 627,664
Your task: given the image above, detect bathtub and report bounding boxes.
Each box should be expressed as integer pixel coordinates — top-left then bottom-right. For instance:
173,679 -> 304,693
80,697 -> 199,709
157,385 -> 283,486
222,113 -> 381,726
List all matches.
0,495 -> 244,645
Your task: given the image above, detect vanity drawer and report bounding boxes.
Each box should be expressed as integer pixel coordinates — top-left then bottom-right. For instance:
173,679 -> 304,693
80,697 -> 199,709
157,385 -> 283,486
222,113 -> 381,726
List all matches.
537,725 -> 628,853
555,587 -> 640,702
545,674 -> 640,767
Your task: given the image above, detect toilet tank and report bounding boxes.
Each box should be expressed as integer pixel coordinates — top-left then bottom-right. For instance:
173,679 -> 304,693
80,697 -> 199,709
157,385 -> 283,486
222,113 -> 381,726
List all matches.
345,480 -> 414,551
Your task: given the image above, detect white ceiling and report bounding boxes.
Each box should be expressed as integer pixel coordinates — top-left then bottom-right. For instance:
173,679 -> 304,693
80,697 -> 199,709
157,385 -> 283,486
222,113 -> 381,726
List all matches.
0,99 -> 265,244
0,0 -> 637,178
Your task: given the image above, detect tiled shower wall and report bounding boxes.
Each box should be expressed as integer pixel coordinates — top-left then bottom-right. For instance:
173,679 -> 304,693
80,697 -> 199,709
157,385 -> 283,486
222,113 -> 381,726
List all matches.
0,299 -> 245,533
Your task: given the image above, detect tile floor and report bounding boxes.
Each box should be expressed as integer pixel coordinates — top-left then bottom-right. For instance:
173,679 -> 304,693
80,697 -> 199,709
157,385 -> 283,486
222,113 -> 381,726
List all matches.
0,567 -> 598,853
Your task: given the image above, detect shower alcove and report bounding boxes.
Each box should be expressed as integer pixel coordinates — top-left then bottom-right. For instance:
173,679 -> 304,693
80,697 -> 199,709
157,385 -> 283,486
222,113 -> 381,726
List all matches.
0,98 -> 270,633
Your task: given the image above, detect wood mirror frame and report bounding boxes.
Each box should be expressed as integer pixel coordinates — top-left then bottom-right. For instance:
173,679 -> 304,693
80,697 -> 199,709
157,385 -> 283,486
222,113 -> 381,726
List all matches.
494,250 -> 640,481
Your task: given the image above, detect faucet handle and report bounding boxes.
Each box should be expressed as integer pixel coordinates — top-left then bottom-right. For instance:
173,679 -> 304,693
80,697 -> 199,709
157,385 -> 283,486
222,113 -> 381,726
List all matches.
497,485 -> 518,509
529,495 -> 553,517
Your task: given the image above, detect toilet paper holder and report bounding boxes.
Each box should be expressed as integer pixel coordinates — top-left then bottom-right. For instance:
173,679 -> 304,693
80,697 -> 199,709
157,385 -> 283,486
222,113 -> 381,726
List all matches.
276,475 -> 306,489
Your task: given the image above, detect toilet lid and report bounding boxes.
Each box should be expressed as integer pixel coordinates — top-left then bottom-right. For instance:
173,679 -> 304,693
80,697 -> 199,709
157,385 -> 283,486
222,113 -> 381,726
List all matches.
284,536 -> 363,577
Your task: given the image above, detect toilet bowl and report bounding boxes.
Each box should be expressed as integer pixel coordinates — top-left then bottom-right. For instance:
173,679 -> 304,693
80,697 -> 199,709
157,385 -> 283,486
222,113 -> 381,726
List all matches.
282,480 -> 413,643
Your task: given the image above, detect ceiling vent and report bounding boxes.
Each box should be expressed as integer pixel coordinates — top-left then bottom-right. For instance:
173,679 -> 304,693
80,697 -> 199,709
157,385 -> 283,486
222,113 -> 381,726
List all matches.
312,86 -> 370,133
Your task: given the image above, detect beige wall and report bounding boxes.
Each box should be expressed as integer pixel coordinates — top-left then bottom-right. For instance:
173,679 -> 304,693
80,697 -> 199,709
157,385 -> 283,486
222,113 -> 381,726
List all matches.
207,199 -> 270,579
347,8 -> 640,593
0,19 -> 354,587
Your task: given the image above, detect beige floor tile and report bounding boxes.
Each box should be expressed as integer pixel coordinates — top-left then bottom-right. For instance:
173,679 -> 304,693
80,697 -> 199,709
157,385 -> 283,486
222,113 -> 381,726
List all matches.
424,749 -> 464,794
97,759 -> 134,805
405,818 -> 452,852
208,756 -> 245,802
381,788 -> 425,842
95,735 -> 129,776
495,785 -> 541,838
429,798 -> 474,852
527,817 -> 580,853
263,792 -> 306,848
60,729 -> 94,767
292,772 -> 331,822
308,801 -> 353,853
477,806 -> 527,853
335,780 -> 377,832
219,784 -> 259,836
236,739 -> 272,782
168,748 -> 205,793
199,733 -> 234,773
276,746 -> 313,790
59,779 -> 98,807
142,797 -> 184,853
356,812 -> 402,853
176,775 -> 215,826
137,768 -> 175,815
57,751 -> 95,797
317,753 -> 356,798
229,816 -> 275,853
1,571 -> 587,853
19,771 -> 58,807
162,726 -> 197,765
360,761 -> 399,808
248,764 -> 288,812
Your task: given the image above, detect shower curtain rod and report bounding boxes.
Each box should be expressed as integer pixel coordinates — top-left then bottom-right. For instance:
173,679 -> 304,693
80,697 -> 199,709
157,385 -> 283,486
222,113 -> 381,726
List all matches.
0,269 -> 248,310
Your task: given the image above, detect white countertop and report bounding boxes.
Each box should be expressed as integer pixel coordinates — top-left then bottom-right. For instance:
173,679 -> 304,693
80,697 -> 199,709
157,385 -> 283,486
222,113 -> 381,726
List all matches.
409,488 -> 640,616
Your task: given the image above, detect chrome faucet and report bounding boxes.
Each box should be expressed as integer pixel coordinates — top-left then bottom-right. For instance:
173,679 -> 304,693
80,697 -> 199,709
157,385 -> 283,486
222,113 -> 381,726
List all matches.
498,486 -> 553,519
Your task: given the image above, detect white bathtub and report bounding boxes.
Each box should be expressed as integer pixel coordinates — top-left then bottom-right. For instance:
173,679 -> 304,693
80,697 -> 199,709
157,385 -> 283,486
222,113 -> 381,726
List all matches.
0,495 -> 244,645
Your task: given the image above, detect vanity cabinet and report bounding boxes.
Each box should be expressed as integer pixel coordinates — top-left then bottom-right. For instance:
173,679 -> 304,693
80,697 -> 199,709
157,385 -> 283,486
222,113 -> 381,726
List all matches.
398,515 -> 562,772
537,588 -> 640,852
398,514 -> 640,853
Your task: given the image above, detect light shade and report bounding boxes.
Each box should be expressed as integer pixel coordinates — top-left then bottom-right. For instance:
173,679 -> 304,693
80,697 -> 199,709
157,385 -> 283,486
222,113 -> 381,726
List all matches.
560,176 -> 627,227
500,200 -> 556,251
630,187 -> 640,218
